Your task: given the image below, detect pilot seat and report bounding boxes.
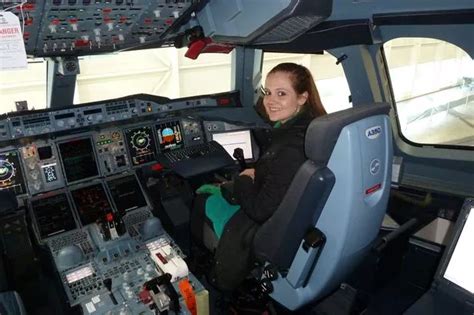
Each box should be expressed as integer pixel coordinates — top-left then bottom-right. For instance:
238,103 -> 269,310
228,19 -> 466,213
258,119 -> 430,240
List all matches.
197,102 -> 393,311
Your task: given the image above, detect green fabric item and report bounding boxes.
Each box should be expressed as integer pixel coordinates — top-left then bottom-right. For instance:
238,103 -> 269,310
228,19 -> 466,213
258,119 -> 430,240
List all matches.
273,121 -> 282,128
196,184 -> 222,196
196,184 -> 240,238
205,194 -> 240,239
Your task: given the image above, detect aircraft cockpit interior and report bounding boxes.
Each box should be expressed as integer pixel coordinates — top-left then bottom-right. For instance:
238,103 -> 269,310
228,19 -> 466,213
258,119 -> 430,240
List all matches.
0,0 -> 473,314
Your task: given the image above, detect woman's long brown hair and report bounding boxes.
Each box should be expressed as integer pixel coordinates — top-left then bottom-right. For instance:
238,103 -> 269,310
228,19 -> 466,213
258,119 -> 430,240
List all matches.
268,62 -> 327,118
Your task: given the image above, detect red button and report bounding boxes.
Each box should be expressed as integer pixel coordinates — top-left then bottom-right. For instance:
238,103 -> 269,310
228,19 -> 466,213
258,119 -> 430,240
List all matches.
151,163 -> 163,172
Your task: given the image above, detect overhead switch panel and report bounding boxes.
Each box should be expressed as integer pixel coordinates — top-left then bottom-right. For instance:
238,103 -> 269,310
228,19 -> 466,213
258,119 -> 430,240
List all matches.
0,0 -> 197,57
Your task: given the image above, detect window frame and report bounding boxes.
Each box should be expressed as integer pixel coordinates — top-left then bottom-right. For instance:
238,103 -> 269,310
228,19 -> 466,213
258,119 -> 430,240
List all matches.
382,38 -> 474,151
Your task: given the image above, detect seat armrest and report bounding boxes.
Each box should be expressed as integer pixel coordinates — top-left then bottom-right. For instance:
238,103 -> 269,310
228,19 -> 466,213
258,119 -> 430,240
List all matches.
303,227 -> 326,252
287,229 -> 326,288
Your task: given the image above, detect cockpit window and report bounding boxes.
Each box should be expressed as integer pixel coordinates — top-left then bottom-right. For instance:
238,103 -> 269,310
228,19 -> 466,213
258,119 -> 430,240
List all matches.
0,58 -> 47,114
384,38 -> 474,147
0,48 -> 234,115
262,52 -> 352,113
76,47 -> 234,104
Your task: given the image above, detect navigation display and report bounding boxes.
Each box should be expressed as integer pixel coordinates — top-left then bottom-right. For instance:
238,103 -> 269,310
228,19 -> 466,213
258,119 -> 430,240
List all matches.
0,151 -> 26,195
71,183 -> 113,226
58,138 -> 99,183
156,121 -> 184,152
107,175 -> 147,213
31,193 -> 77,239
124,126 -> 157,166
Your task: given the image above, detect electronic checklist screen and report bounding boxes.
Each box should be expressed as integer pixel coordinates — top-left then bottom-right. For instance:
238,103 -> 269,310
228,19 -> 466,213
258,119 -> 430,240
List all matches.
443,206 -> 474,294
107,175 -> 147,213
212,130 -> 253,160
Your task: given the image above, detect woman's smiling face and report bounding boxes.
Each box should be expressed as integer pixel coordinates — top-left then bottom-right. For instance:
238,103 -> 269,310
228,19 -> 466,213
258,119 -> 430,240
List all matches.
262,71 -> 308,123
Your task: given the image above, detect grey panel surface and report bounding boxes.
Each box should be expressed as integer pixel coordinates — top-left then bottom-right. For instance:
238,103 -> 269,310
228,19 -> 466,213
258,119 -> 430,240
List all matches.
328,0 -> 474,21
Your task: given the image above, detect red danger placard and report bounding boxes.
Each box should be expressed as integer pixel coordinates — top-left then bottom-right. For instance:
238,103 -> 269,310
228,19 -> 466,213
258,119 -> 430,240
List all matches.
0,12 -> 27,70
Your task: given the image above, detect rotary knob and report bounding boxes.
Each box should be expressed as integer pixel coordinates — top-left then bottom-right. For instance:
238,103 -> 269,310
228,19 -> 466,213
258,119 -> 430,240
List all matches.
33,182 -> 41,191
30,170 -> 39,179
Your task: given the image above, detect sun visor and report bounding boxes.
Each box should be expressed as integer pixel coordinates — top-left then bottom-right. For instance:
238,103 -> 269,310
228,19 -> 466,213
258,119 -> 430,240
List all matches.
195,0 -> 333,45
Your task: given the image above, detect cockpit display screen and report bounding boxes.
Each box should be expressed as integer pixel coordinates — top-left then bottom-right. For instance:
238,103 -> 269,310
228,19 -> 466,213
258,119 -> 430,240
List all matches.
443,206 -> 474,293
58,138 -> 99,183
71,183 -> 112,226
124,126 -> 157,166
31,193 -> 76,239
156,120 -> 184,152
107,175 -> 147,213
0,151 -> 26,196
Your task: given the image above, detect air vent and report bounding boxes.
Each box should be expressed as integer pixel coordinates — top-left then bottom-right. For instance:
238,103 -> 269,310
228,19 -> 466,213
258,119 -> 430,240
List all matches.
106,102 -> 128,114
0,122 -> 10,140
23,115 -> 51,128
253,15 -> 324,44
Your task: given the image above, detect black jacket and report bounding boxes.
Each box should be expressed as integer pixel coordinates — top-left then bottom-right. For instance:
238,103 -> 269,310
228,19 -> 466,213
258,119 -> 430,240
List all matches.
212,109 -> 313,290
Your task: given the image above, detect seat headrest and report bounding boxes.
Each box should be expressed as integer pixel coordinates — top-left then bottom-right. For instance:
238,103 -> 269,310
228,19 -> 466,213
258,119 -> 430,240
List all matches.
305,102 -> 391,165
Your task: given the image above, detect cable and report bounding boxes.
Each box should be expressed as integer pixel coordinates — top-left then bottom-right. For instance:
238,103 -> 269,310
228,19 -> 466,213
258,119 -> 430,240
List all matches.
19,1 -> 25,33
1,1 -> 27,12
1,1 -> 27,33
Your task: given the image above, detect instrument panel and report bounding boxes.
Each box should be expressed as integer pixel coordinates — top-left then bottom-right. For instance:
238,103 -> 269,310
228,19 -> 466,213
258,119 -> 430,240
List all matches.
0,116 -> 207,197
0,92 -> 252,314
94,128 -> 129,176
0,92 -> 247,199
29,173 -> 145,243
27,171 -> 207,313
0,92 -> 240,141
20,141 -> 64,194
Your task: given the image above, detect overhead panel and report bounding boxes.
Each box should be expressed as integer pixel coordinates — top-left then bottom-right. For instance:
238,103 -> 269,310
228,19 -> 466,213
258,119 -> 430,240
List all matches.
0,0 -> 198,57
